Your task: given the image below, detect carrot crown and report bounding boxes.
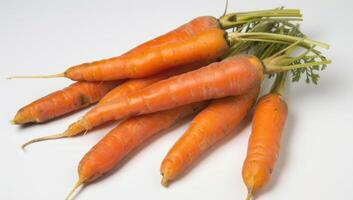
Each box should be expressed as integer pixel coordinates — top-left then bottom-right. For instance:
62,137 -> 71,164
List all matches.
224,17 -> 330,84
270,72 -> 287,96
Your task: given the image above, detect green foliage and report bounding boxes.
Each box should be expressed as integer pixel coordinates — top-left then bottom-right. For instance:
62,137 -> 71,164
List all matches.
225,13 -> 330,84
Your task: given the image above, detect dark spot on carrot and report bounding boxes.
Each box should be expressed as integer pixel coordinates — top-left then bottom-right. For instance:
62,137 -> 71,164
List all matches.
79,94 -> 91,106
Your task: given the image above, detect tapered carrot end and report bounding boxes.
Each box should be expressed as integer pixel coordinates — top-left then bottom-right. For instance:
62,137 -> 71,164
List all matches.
65,179 -> 83,200
21,132 -> 67,150
9,119 -> 16,125
7,72 -> 65,79
245,190 -> 253,200
161,172 -> 170,187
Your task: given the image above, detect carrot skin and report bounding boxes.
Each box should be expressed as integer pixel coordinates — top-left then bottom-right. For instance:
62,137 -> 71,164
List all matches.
160,86 -> 260,185
20,61 -> 212,147
78,55 -> 263,132
13,81 -> 120,124
78,102 -> 208,183
98,60 -> 212,105
123,16 -> 220,55
242,93 -> 288,195
65,28 -> 229,81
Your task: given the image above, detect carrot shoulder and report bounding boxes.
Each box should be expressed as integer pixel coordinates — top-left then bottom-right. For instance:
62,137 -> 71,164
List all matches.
123,16 -> 219,55
12,81 -> 120,124
66,102 -> 208,199
160,86 -> 260,186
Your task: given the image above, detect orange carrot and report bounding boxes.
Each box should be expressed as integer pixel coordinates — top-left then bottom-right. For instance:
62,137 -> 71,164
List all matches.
242,73 -> 288,200
11,23 -> 226,81
39,55 -> 263,140
75,55 -> 263,128
12,81 -> 120,124
65,101 -> 208,199
122,16 -> 219,55
98,60 -> 212,105
160,86 -> 259,186
56,28 -> 229,81
9,9 -> 302,81
20,60 -> 210,148
23,34 -> 330,146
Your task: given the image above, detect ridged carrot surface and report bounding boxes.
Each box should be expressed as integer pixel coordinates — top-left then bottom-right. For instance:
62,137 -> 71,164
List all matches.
67,54 -> 264,136
98,60 -> 212,105
12,81 -> 120,124
160,86 -> 260,186
65,28 -> 228,81
242,93 -> 288,199
65,102 -> 208,198
21,61 -> 212,148
123,16 -> 219,55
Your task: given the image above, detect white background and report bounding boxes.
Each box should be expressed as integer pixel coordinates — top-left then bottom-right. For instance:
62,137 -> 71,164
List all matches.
1,0 -> 352,199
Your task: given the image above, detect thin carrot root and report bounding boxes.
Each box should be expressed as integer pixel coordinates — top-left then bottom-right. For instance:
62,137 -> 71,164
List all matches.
9,120 -> 16,125
7,73 -> 65,79
245,191 -> 253,200
21,132 -> 67,149
65,179 -> 83,200
161,172 -> 170,187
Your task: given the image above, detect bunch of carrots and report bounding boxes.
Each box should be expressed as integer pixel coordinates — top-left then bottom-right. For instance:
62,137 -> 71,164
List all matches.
9,5 -> 330,200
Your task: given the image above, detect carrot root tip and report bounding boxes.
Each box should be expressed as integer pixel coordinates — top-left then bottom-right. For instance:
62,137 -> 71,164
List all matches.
245,190 -> 253,200
65,179 -> 83,200
7,72 -> 65,79
9,119 -> 16,125
161,173 -> 170,187
21,132 -> 67,149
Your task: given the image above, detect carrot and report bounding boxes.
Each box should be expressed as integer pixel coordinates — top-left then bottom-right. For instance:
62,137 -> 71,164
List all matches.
242,73 -> 288,200
8,9 -> 302,81
54,54 -> 264,137
23,36 -> 329,146
122,16 -> 220,55
49,29 -> 230,81
21,60 -> 209,148
12,81 -> 121,124
160,86 -> 260,186
65,101 -> 208,199
98,60 -> 212,105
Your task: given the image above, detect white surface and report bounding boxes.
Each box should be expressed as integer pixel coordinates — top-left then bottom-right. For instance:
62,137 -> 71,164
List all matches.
1,0 -> 352,199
